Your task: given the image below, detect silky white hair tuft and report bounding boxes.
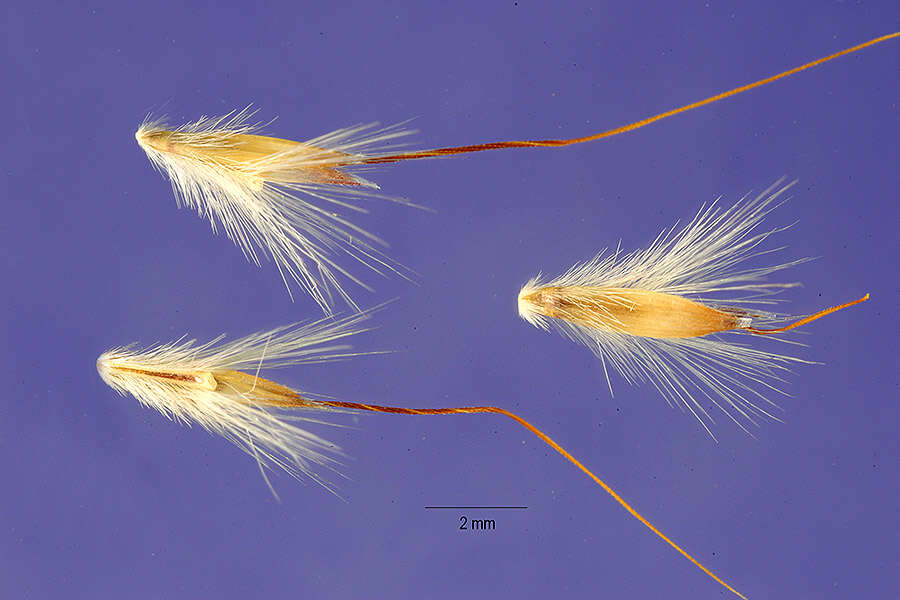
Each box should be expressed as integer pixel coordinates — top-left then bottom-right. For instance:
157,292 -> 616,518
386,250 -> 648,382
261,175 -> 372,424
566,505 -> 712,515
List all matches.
135,107 -> 418,314
517,179 -> 863,437
97,309 -> 380,495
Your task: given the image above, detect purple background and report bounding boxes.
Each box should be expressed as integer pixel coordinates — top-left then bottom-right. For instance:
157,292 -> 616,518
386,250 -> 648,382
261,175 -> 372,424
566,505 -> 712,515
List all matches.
3,3 -> 898,599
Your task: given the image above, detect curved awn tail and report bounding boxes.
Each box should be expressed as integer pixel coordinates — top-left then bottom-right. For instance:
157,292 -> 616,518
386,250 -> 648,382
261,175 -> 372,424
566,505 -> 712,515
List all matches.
97,309 -> 746,598
135,33 -> 897,312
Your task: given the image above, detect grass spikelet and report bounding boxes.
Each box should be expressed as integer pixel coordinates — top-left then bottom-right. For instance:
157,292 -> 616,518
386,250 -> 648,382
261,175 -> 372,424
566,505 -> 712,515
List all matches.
97,309 -> 379,494
98,314 -> 747,598
135,107 -> 417,314
518,178 -> 869,436
134,34 -> 896,314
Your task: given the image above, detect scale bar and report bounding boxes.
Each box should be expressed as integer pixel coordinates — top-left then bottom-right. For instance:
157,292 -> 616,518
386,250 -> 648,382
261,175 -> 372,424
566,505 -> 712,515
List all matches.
425,506 -> 528,509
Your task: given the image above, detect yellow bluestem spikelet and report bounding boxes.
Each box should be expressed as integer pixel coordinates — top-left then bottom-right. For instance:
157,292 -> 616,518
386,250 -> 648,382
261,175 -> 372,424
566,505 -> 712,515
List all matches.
96,310 -> 379,494
135,107 -> 417,314
518,179 -> 869,436
132,34 -> 896,314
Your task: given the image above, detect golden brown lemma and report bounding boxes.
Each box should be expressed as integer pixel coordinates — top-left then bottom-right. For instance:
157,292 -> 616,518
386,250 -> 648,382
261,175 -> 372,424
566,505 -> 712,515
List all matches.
135,128 -> 362,187
519,286 -> 870,339
521,287 -> 740,338
214,369 -> 312,407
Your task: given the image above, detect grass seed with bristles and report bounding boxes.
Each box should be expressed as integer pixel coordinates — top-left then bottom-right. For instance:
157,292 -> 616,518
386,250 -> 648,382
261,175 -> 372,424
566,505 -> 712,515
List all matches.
134,33 -> 897,313
517,179 -> 869,437
96,309 -> 385,495
98,312 -> 747,598
135,107 -> 418,314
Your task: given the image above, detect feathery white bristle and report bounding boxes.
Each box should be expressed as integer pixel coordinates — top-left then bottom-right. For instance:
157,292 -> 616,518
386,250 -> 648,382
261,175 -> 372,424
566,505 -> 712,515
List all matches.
518,178 -> 817,436
135,107 -> 418,314
97,309 -> 378,494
